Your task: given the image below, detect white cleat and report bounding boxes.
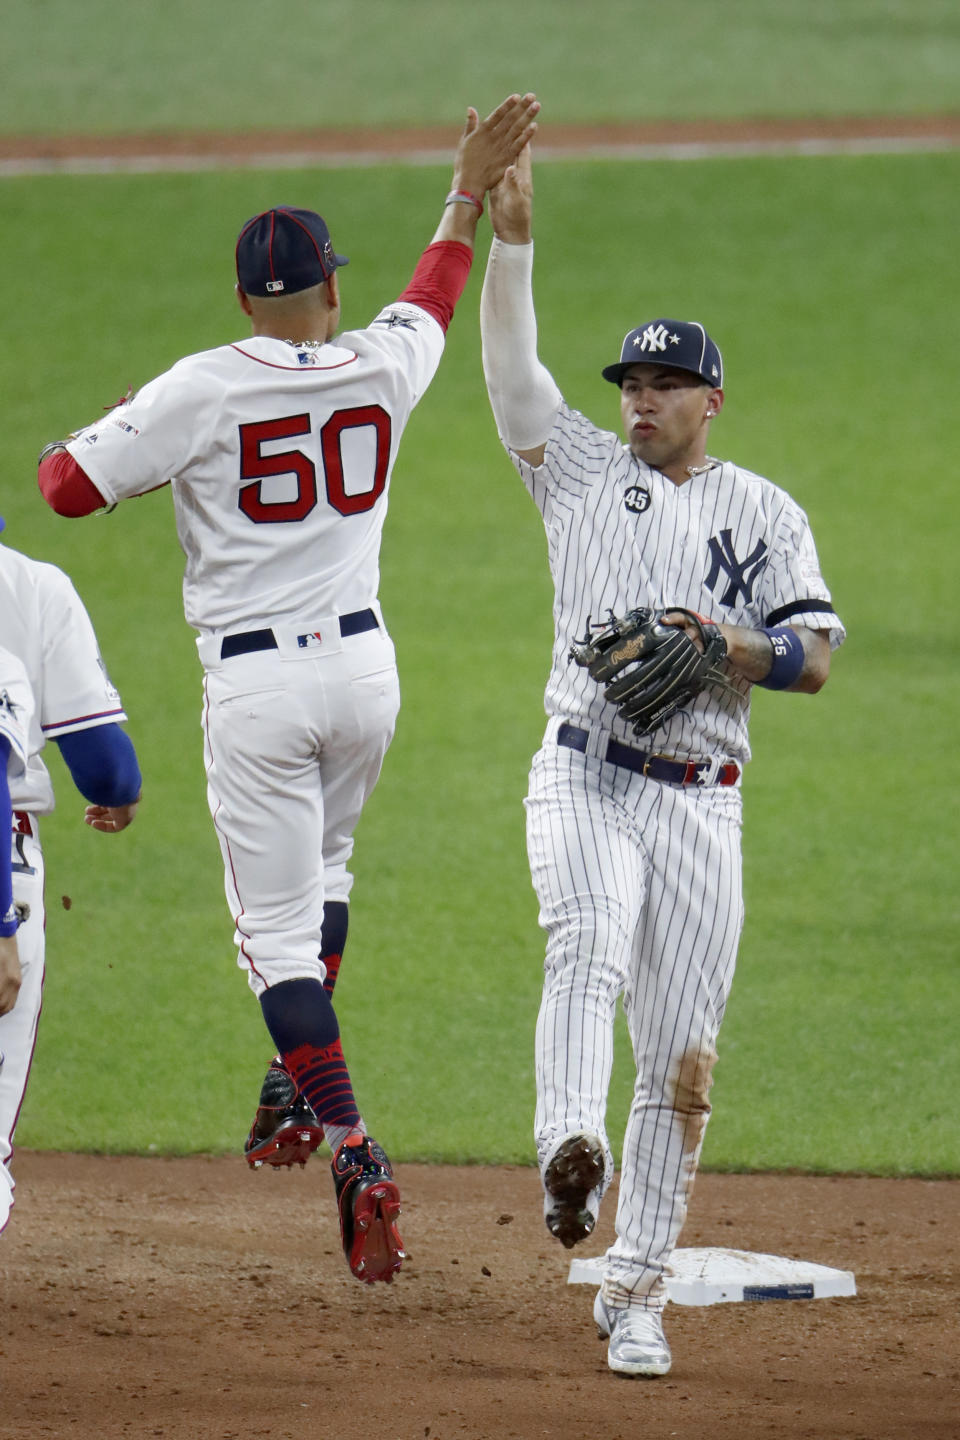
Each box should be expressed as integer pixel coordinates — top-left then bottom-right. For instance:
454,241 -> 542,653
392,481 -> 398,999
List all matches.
594,1292 -> 672,1378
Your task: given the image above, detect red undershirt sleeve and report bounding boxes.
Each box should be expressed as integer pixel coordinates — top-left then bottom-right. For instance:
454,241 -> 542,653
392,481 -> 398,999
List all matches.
38,449 -> 107,517
397,240 -> 473,333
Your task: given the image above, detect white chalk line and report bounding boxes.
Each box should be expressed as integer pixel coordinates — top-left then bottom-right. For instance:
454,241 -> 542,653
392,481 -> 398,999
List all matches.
1,132 -> 957,178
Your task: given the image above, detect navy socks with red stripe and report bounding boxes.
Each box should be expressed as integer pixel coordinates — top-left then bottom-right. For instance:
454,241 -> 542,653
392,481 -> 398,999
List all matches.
320,900 -> 348,997
258,976 -> 361,1130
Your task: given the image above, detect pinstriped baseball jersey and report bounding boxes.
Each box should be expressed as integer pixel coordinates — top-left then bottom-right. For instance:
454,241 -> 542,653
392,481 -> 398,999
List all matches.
512,401 -> 845,765
65,302 -> 445,635
503,384 -> 845,1309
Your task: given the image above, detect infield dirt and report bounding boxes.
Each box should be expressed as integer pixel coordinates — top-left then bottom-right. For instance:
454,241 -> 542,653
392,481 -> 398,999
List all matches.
1,1153 -> 957,1440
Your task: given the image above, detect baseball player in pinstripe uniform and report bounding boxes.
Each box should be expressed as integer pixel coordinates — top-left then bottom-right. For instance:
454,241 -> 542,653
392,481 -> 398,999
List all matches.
480,148 -> 844,1376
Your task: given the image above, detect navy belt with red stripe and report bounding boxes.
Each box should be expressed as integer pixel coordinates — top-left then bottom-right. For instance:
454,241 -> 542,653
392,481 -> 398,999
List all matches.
220,609 -> 378,659
556,722 -> 739,787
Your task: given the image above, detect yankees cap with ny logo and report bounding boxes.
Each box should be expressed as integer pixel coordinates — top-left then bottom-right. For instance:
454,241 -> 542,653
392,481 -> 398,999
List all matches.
236,207 -> 350,298
602,320 -> 723,388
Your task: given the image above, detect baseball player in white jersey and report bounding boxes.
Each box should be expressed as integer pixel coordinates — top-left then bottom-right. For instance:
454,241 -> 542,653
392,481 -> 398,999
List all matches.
39,94 -> 540,1284
479,148 -> 844,1375
0,519 -> 142,1234
0,645 -> 32,1021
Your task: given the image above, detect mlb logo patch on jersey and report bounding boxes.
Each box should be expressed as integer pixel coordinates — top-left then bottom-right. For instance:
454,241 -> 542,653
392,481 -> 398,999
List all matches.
297,631 -> 324,648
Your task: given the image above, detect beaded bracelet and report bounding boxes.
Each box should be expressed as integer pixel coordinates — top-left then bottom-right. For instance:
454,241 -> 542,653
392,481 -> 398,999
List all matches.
444,188 -> 483,214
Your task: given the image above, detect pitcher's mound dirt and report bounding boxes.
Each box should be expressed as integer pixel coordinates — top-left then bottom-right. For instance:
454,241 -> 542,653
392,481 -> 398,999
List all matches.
0,1153 -> 957,1440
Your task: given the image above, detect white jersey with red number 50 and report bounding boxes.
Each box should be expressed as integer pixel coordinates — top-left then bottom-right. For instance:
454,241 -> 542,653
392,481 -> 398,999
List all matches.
65,302 -> 445,633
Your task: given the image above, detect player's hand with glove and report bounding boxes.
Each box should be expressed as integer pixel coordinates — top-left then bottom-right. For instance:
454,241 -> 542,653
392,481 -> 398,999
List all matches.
569,606 -> 733,737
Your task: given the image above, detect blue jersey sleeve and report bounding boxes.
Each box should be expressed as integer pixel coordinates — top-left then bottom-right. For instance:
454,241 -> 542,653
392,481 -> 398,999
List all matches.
55,723 -> 142,807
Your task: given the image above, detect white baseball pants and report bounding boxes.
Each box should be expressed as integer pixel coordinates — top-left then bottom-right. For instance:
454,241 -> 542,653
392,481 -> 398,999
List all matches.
0,817 -> 45,1232
200,623 -> 400,997
525,722 -> 744,1304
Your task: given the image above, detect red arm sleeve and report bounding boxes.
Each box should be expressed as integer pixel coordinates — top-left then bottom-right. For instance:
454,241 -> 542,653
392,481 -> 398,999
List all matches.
397,241 -> 473,334
38,449 -> 107,517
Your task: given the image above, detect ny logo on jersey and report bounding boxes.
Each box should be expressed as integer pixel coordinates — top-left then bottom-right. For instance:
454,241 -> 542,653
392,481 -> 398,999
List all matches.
705,529 -> 768,607
632,323 -> 680,355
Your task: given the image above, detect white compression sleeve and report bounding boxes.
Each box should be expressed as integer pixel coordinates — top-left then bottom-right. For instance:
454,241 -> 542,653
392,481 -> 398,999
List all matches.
480,238 -> 562,452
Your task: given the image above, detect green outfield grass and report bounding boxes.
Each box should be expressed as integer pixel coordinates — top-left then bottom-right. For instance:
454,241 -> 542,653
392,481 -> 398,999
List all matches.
3,147 -> 957,1174
3,0 -> 960,135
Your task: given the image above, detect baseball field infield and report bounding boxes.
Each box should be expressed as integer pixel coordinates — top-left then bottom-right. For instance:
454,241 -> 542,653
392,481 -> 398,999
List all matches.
2,1152 -> 956,1440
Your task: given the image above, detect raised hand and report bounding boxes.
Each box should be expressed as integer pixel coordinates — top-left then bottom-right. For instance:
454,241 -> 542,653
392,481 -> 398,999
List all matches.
452,93 -> 539,201
489,142 -> 534,244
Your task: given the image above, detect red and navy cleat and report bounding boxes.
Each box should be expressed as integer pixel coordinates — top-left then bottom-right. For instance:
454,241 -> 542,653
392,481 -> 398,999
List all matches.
331,1132 -> 405,1283
244,1060 -> 325,1170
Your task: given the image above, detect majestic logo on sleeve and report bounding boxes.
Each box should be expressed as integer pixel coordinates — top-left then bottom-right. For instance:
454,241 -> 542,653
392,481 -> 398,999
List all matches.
705,529 -> 768,607
96,658 -> 121,702
633,324 -> 680,354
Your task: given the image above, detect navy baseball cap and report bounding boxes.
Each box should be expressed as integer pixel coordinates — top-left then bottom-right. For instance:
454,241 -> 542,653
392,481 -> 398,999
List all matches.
235,207 -> 349,297
602,320 -> 723,388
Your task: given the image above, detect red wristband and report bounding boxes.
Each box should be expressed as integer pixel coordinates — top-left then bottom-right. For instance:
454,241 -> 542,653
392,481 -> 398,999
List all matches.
444,188 -> 483,215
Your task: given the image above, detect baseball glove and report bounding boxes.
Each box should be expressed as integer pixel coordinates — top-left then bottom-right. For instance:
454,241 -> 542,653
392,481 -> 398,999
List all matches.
569,606 -> 731,737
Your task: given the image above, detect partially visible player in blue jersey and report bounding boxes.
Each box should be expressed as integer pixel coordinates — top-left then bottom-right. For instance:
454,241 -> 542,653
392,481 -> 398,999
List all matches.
0,516 -> 141,1234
